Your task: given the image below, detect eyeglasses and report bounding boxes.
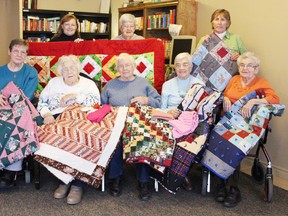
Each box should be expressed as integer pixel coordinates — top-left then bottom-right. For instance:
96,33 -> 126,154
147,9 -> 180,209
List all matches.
63,23 -> 77,28
239,63 -> 257,71
118,63 -> 133,70
175,63 -> 190,69
62,65 -> 77,73
11,50 -> 27,56
122,25 -> 135,29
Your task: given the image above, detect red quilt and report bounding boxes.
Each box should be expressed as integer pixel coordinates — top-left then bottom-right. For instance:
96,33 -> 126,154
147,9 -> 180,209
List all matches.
27,39 -> 165,93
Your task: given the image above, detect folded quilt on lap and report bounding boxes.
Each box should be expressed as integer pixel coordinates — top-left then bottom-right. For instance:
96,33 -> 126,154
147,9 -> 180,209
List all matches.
0,82 -> 40,169
201,90 -> 285,179
34,104 -> 128,188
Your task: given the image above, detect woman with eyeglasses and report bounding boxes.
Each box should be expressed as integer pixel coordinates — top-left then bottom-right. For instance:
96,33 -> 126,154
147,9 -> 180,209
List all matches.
161,52 -> 204,119
113,13 -> 144,40
50,14 -> 83,42
216,52 -> 280,208
101,53 -> 161,201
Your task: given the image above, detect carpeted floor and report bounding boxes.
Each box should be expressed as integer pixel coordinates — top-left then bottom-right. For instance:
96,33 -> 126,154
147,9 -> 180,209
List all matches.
1,164 -> 288,216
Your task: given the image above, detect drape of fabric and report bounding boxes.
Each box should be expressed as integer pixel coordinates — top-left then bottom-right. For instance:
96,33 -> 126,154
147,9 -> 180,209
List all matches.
0,82 -> 40,169
34,104 -> 128,188
191,33 -> 238,92
122,103 -> 175,172
201,90 -> 285,179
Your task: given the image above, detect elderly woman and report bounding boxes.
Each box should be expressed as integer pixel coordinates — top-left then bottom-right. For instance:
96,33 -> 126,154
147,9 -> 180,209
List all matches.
101,53 -> 161,201
50,14 -> 83,43
113,13 -> 144,40
161,52 -> 204,118
0,39 -> 38,188
215,52 -> 280,208
37,55 -> 100,204
198,9 -> 246,60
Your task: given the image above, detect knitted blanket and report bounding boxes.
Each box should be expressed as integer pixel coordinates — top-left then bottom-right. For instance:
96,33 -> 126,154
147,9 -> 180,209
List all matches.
34,104 -> 128,188
191,33 -> 238,92
0,82 -> 40,169
201,90 -> 285,179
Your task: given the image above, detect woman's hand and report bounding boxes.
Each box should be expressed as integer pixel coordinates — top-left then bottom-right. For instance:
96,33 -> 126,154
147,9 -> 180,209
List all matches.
167,109 -> 181,119
43,113 -> 55,125
223,96 -> 232,112
131,96 -> 148,105
60,93 -> 77,107
231,52 -> 240,61
241,99 -> 255,118
0,94 -> 7,107
74,38 -> 84,43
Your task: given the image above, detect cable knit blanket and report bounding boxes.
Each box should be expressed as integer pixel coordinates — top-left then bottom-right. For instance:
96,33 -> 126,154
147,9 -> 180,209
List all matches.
201,90 -> 285,179
0,82 -> 40,169
34,104 -> 128,188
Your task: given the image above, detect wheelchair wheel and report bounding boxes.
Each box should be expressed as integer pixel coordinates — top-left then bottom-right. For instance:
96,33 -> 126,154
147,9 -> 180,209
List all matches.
201,168 -> 208,196
264,175 -> 273,202
251,159 -> 265,184
25,170 -> 31,184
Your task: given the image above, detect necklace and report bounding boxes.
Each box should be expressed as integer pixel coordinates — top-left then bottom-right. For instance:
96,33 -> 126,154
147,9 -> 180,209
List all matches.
177,76 -> 192,99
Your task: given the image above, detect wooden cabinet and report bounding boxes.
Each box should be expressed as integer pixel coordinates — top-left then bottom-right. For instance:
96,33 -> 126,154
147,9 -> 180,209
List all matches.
118,0 -> 197,40
22,9 -> 111,41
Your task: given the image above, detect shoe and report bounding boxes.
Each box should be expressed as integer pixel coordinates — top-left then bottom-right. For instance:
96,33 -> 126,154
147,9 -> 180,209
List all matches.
223,186 -> 241,208
67,185 -> 83,205
182,176 -> 193,191
215,183 -> 227,202
54,183 -> 71,199
109,177 -> 121,197
138,182 -> 151,201
0,170 -> 17,189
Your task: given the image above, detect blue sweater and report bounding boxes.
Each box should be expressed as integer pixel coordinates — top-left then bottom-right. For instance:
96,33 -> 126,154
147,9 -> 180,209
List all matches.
101,76 -> 161,108
0,64 -> 38,100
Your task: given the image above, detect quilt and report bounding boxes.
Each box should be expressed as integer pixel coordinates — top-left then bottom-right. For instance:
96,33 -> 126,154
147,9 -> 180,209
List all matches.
34,104 -> 128,188
26,39 -> 165,96
191,33 -> 238,92
0,82 -> 40,169
201,90 -> 286,179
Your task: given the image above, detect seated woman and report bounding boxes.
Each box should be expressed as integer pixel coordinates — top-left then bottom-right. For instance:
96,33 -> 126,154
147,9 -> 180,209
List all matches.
101,53 -> 161,201
37,54 -> 100,205
215,52 -> 280,208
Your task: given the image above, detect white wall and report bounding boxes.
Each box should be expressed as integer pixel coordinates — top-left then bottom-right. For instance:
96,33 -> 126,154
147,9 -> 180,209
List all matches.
197,0 -> 288,182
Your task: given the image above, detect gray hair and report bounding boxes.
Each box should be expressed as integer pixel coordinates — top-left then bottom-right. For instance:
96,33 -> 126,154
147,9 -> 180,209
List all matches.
119,13 -> 136,27
237,52 -> 260,67
116,53 -> 135,69
57,55 -> 82,76
174,52 -> 192,65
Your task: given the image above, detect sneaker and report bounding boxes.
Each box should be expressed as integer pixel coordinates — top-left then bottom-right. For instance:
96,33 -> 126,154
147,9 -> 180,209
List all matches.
54,183 -> 71,199
0,170 -> 17,189
67,185 -> 83,205
215,183 -> 227,202
138,181 -> 151,201
223,186 -> 241,208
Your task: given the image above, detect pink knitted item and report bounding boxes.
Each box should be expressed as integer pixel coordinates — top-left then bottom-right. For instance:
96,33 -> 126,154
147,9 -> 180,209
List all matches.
151,109 -> 174,121
87,104 -> 112,123
168,111 -> 199,138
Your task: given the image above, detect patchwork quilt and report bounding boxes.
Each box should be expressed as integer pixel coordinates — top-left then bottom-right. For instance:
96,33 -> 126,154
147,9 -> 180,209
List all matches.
0,82 -> 40,169
26,39 -> 165,96
201,90 -> 285,179
34,104 -> 128,188
191,33 -> 238,91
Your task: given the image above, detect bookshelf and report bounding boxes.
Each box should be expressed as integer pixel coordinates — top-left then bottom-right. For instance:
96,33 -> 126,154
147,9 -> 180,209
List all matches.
118,0 -> 197,59
22,9 -> 111,41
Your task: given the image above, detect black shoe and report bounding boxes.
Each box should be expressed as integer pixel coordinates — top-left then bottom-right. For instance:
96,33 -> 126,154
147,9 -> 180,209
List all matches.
182,176 -> 193,191
223,186 -> 241,208
215,184 -> 227,202
138,182 -> 151,201
109,177 -> 121,197
0,170 -> 17,189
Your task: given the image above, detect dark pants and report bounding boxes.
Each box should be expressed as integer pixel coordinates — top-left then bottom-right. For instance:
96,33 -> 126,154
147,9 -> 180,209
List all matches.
217,165 -> 240,188
108,142 -> 150,183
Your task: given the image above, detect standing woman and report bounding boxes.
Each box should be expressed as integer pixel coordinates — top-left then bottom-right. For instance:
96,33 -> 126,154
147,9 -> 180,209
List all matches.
101,53 -> 161,201
113,13 -> 144,40
50,14 -> 83,42
197,9 -> 246,60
